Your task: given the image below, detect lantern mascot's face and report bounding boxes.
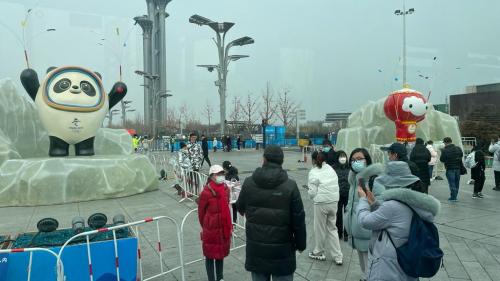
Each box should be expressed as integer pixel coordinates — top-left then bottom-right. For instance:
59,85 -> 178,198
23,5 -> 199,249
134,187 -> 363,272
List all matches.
20,66 -> 127,157
384,88 -> 428,142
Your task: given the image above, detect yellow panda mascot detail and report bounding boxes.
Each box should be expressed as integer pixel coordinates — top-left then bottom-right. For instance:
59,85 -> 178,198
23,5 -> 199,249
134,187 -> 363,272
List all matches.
20,66 -> 127,157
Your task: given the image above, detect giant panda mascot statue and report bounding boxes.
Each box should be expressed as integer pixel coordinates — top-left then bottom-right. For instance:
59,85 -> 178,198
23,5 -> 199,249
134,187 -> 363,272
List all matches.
20,66 -> 127,157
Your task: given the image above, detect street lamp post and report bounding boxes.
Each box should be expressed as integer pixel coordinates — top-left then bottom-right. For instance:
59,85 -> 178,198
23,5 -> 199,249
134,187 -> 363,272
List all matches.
394,1 -> 415,87
133,16 -> 153,129
107,109 -> 120,128
153,90 -> 172,136
121,100 -> 133,127
189,14 -> 254,136
134,70 -> 159,134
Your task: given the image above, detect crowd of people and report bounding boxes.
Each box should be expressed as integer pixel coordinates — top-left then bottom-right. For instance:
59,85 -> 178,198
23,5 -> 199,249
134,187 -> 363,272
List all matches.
172,134 -> 500,281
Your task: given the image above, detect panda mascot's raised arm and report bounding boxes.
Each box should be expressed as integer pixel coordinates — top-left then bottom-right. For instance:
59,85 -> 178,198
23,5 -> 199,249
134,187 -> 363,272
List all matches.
20,66 -> 127,157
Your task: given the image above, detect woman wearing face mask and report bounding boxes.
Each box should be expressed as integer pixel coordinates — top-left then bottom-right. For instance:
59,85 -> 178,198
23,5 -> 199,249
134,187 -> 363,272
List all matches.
344,148 -> 385,281
333,150 -> 350,241
198,165 -> 233,281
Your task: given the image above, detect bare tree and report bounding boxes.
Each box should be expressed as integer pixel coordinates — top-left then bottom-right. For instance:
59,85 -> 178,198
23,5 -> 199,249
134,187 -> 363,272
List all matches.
229,96 -> 242,122
260,81 -> 276,124
227,96 -> 242,134
203,101 -> 214,135
276,90 -> 297,128
164,107 -> 180,134
240,93 -> 259,133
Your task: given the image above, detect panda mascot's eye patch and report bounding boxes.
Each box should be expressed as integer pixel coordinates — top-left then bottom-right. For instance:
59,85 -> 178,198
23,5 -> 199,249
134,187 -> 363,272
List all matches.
80,81 -> 96,97
53,78 -> 72,93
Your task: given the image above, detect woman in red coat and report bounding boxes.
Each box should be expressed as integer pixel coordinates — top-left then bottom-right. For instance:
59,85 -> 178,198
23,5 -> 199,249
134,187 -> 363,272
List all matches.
198,164 -> 233,281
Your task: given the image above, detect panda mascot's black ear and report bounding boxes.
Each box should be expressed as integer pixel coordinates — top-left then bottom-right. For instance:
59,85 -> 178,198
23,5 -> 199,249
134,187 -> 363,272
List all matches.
46,66 -> 57,73
94,72 -> 102,80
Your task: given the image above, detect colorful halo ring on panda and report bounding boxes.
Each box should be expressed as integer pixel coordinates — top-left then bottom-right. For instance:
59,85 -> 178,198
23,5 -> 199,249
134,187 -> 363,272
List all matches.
383,88 -> 428,143
42,66 -> 106,112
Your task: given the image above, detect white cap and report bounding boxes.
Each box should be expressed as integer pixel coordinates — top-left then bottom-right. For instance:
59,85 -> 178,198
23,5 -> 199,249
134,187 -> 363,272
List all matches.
209,165 -> 224,175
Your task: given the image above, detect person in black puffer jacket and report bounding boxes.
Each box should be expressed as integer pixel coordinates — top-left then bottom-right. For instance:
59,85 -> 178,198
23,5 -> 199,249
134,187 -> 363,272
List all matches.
410,138 -> 432,193
322,139 -> 338,166
332,150 -> 350,241
471,145 -> 486,198
440,137 -> 464,201
236,145 -> 307,280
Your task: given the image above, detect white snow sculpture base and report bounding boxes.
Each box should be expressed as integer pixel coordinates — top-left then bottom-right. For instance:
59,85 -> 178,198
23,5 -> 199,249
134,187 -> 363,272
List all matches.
0,154 -> 158,207
336,97 -> 462,157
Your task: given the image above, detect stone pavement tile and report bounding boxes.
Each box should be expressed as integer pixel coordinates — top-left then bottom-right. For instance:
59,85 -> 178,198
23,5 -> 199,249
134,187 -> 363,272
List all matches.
436,224 -> 490,241
449,238 -> 477,263
476,235 -> 500,248
462,261 -> 492,281
0,207 -> 34,234
434,204 -> 495,224
439,233 -> 470,279
465,240 -> 500,281
78,199 -> 122,220
28,203 -> 79,231
445,215 -> 500,237
325,263 -> 348,280
306,268 -> 328,280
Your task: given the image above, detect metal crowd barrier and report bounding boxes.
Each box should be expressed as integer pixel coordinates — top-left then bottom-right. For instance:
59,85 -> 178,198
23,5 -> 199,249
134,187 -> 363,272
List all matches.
57,216 -> 185,281
180,208 -> 246,269
0,247 -> 64,281
177,168 -> 208,203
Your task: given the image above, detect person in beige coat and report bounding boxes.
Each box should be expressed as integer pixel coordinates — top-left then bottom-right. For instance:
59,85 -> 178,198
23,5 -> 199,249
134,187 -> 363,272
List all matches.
307,151 -> 343,265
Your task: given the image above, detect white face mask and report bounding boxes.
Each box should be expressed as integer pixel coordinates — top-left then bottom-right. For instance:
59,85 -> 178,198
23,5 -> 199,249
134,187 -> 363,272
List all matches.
339,157 -> 347,164
214,176 -> 225,184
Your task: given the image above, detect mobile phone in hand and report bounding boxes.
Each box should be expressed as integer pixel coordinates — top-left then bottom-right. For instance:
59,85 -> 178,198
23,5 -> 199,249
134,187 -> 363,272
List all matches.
358,178 -> 368,193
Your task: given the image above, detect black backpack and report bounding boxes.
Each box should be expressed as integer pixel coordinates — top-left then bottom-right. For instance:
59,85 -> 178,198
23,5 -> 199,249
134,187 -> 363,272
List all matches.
384,200 -> 443,278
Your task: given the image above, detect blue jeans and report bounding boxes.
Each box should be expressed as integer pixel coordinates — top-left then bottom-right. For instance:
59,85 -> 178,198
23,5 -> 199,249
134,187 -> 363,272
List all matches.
428,165 -> 434,179
446,169 -> 461,200
251,272 -> 293,281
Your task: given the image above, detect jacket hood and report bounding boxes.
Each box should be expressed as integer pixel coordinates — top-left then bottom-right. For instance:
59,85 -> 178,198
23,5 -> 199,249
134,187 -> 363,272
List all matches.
349,163 -> 385,186
381,188 -> 441,221
252,162 -> 289,189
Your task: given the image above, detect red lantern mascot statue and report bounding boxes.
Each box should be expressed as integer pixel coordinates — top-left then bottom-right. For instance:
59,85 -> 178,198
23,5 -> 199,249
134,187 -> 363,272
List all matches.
384,88 -> 428,142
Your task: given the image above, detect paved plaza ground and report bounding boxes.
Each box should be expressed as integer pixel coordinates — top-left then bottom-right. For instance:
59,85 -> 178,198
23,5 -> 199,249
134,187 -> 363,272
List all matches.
1,149 -> 500,281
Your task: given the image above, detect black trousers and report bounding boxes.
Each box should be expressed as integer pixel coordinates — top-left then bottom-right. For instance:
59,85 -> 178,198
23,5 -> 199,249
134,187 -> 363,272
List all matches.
201,154 -> 212,167
205,258 -> 224,281
336,195 -> 348,238
474,176 -> 485,193
232,204 -> 237,223
495,171 -> 500,188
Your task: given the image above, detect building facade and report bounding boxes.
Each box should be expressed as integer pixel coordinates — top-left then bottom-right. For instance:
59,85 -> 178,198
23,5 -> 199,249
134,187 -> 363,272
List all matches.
450,83 -> 500,125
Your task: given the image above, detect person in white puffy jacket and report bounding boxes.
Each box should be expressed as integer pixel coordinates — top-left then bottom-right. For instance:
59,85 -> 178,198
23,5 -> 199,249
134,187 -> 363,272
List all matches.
426,140 -> 438,181
307,151 -> 343,265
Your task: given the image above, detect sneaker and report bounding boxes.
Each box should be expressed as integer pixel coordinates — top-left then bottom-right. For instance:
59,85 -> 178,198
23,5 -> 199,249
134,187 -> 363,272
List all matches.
478,193 -> 484,198
334,258 -> 343,266
493,187 -> 500,191
308,252 -> 326,261
472,193 -> 479,199
448,198 -> 458,202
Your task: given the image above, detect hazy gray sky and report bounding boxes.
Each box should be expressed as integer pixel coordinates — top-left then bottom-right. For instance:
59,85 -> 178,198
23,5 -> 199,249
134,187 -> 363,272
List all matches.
1,0 -> 499,124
